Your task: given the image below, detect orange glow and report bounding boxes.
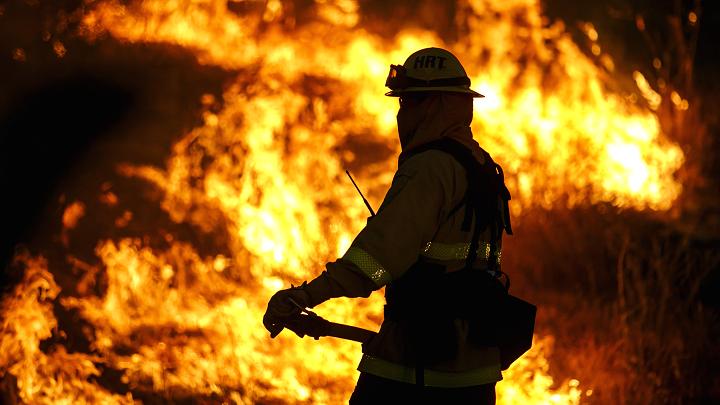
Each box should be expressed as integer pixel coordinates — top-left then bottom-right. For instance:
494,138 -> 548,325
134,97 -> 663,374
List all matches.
100,190 -> 119,206
62,200 -> 86,230
0,0 -> 689,403
12,48 -> 26,62
52,40 -> 67,58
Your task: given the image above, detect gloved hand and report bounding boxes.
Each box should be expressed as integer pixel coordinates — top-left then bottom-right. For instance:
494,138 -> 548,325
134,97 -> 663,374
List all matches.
263,283 -> 313,338
280,306 -> 333,340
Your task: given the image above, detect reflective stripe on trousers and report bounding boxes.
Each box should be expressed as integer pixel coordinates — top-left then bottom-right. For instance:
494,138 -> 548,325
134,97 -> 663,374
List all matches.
349,372 -> 497,405
357,354 -> 502,388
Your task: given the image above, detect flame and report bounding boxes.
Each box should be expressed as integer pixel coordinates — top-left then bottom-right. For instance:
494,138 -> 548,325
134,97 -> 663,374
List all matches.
0,0 -> 689,403
0,253 -> 133,404
80,0 -> 684,213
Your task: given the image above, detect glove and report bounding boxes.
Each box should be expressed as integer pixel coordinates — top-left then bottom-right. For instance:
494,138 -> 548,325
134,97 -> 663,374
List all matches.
281,308 -> 332,340
263,283 -> 313,338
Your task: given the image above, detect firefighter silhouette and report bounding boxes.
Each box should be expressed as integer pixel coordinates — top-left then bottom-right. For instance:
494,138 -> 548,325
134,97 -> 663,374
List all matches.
264,47 -> 535,405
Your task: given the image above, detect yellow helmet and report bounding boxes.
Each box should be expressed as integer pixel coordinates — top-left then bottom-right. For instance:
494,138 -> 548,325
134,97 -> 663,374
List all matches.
385,47 -> 483,98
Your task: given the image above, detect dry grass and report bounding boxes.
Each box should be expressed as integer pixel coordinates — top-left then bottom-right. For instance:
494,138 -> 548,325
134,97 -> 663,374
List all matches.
504,205 -> 720,404
502,10 -> 720,397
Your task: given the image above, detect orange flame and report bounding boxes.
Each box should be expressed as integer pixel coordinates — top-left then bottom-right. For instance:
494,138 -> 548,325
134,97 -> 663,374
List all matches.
0,0 -> 688,403
81,0 -> 684,213
0,254 -> 133,404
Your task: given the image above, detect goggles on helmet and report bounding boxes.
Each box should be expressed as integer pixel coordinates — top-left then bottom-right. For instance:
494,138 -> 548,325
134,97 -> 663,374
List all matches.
385,64 -> 471,91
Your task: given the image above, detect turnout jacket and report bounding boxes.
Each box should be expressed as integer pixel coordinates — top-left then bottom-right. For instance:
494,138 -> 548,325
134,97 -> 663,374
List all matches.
304,94 -> 507,387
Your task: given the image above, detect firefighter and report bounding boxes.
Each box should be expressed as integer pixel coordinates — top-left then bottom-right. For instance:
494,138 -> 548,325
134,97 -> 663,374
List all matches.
263,47 -> 513,404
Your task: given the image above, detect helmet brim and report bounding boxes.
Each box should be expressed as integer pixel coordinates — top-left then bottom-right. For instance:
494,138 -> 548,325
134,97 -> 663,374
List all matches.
385,86 -> 484,98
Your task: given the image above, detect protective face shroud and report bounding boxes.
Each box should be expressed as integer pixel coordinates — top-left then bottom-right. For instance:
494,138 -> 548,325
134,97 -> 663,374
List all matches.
385,47 -> 484,98
395,92 -> 474,153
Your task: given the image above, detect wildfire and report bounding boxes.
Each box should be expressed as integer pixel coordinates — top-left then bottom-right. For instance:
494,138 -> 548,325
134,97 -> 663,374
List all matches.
0,0 -> 687,403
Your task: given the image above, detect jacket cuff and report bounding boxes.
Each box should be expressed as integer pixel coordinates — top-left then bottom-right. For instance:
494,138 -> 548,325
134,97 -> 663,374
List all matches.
304,275 -> 333,308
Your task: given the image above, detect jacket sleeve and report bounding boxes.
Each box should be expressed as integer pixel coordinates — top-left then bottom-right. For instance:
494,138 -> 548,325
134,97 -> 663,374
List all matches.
303,151 -> 459,306
346,152 -> 454,286
303,259 -> 378,307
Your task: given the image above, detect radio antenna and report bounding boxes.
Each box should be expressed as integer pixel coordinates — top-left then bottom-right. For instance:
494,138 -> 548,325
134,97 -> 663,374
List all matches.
345,170 -> 376,217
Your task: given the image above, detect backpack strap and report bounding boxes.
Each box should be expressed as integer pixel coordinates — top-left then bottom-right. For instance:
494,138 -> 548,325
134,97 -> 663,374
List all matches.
398,138 -> 512,271
398,138 -> 513,387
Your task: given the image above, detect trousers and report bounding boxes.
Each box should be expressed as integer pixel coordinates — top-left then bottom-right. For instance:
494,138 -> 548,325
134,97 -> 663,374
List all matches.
348,373 -> 496,405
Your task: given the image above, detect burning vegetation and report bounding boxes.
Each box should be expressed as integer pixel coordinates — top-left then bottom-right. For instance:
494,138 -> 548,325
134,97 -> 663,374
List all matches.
1,0 -> 718,404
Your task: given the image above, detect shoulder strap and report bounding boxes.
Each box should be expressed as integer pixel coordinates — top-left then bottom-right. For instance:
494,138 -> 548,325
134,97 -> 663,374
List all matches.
399,138 -> 513,271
